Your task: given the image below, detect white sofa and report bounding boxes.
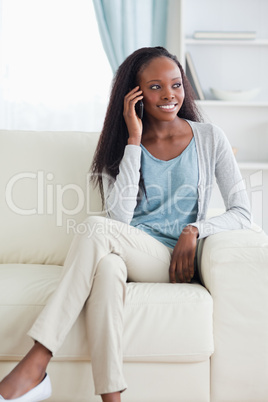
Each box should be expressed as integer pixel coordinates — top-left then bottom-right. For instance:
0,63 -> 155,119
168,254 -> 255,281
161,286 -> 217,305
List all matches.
0,130 -> 267,402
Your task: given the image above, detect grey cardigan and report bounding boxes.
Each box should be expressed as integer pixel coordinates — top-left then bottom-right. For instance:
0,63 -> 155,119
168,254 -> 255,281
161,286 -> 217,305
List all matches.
103,120 -> 251,240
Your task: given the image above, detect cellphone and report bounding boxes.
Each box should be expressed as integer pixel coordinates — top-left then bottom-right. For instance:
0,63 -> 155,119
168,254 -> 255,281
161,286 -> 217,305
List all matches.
135,100 -> 144,120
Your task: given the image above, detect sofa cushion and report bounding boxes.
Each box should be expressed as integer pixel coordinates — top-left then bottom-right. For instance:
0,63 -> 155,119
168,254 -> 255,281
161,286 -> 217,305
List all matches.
0,130 -> 101,266
0,264 -> 214,363
198,227 -> 268,402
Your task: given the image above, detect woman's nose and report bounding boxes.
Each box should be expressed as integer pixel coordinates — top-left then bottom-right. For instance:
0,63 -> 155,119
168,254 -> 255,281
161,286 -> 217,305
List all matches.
161,90 -> 175,100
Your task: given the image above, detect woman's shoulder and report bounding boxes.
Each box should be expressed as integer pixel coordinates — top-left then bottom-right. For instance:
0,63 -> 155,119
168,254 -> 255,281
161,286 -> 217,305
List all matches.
187,119 -> 228,146
187,119 -> 224,136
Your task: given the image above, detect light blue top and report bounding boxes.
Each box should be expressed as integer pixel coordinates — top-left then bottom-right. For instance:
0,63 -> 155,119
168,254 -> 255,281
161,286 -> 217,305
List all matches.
130,137 -> 199,248
103,120 -> 251,240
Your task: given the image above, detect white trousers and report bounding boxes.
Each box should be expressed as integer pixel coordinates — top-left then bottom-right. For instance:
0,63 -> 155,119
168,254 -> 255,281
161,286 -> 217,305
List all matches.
28,216 -> 173,395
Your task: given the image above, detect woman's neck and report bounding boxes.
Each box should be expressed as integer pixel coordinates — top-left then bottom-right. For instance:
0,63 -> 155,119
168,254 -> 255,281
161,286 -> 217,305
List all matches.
142,116 -> 186,141
141,117 -> 193,161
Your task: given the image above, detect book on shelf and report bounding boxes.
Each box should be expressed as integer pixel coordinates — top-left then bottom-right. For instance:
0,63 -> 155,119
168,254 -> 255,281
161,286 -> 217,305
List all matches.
193,31 -> 257,40
185,52 -> 205,101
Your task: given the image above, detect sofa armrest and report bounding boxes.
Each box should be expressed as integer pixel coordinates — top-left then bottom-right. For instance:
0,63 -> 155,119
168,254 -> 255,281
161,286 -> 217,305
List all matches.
198,226 -> 268,402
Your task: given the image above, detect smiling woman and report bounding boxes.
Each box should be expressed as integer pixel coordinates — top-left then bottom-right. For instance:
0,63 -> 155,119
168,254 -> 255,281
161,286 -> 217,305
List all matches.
0,0 -> 113,131
0,45 -> 252,402
137,57 -> 185,122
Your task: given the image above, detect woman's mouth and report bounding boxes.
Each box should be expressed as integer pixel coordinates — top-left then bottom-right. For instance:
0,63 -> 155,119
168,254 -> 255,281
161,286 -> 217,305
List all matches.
158,103 -> 178,111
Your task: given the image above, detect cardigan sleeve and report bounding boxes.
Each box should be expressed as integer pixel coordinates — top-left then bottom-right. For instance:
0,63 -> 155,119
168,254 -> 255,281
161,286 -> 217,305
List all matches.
102,144 -> 141,224
190,126 -> 252,239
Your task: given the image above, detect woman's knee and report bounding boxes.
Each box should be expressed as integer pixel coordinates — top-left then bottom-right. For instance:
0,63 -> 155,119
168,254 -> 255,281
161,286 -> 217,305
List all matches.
96,254 -> 127,284
90,254 -> 127,303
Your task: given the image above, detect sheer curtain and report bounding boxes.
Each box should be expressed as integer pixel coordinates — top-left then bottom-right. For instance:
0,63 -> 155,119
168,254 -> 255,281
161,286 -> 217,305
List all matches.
0,0 -> 113,131
93,0 -> 167,73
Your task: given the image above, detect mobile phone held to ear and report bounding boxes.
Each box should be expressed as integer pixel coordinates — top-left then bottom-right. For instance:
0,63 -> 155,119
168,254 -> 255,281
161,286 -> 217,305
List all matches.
135,100 -> 144,120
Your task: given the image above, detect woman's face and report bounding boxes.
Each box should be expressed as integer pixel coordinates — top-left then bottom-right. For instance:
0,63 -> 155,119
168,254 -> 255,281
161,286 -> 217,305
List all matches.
138,56 -> 185,122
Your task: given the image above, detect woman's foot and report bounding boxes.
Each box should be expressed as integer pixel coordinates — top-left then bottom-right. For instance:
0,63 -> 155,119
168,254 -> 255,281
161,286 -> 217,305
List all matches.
0,373 -> 51,401
0,343 -> 52,400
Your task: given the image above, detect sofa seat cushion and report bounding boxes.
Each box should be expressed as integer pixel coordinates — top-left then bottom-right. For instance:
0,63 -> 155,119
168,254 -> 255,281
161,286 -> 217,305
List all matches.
0,264 -> 214,363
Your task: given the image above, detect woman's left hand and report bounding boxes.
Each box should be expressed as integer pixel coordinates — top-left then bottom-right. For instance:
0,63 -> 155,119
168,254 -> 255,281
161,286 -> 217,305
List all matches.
169,225 -> 199,283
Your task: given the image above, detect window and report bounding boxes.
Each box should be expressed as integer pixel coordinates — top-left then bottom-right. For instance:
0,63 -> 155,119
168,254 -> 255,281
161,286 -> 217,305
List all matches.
0,0 -> 113,131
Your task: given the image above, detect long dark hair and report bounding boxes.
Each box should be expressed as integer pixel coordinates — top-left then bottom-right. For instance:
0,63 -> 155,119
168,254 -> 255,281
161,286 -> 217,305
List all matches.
91,46 -> 203,204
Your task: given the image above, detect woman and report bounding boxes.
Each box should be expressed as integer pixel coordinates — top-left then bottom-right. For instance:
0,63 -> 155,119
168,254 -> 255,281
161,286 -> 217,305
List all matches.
0,46 -> 251,402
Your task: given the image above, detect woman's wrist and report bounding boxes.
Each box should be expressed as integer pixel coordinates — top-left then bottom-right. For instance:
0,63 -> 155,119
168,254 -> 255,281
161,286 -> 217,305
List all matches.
183,225 -> 199,238
128,137 -> 141,146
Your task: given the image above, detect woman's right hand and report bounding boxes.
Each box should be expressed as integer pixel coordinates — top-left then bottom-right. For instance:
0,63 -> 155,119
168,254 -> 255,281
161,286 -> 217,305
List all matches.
123,86 -> 143,146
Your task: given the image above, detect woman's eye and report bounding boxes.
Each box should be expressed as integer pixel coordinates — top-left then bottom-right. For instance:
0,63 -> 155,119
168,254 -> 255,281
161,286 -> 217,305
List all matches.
173,83 -> 182,88
150,84 -> 161,90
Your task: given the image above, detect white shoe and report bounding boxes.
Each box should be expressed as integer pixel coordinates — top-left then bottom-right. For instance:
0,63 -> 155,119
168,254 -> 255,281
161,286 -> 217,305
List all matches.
0,373 -> 52,401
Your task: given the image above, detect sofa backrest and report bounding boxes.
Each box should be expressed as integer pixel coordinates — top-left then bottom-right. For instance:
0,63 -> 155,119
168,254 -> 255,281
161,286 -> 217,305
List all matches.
0,130 -> 102,265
